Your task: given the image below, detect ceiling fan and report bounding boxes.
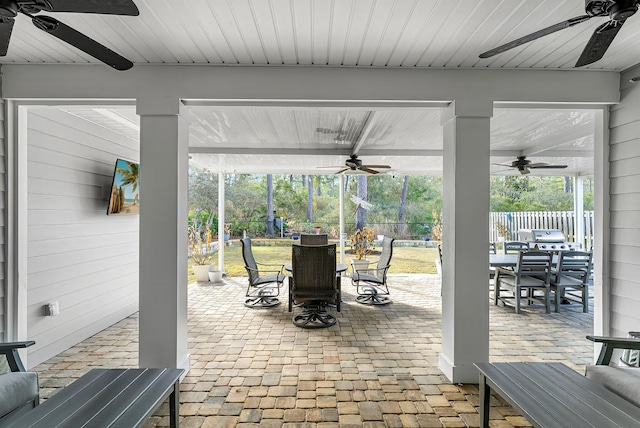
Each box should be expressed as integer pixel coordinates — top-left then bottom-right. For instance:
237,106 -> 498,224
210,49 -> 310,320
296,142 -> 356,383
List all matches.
0,0 -> 139,71
318,154 -> 391,175
493,156 -> 568,175
480,0 -> 640,67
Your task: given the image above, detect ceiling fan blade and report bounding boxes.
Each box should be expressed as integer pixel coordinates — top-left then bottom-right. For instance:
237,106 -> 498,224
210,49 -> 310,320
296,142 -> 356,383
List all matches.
317,165 -> 344,169
362,164 -> 391,169
0,18 -> 15,56
479,15 -> 591,58
335,168 -> 350,174
45,0 -> 139,15
575,20 -> 624,67
360,167 -> 380,174
491,162 -> 513,167
526,163 -> 549,168
529,164 -> 568,169
32,16 -> 133,70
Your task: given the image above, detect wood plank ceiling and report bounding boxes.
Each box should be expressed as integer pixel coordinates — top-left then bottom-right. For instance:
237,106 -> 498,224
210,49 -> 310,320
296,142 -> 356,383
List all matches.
11,0 -> 616,176
4,0 -> 640,70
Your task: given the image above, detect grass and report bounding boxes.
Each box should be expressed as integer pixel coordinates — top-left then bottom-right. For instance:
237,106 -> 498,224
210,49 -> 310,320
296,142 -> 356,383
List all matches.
188,240 -> 439,283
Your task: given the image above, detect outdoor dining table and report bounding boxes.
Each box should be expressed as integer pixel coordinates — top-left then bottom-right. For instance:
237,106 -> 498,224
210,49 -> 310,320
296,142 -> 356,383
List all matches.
489,253 -> 559,268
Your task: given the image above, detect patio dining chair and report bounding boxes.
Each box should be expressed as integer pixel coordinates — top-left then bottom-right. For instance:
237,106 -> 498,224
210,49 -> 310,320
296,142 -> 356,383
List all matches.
494,250 -> 553,314
289,244 -> 340,328
241,237 -> 285,308
550,250 -> 593,313
0,341 -> 39,425
352,236 -> 395,305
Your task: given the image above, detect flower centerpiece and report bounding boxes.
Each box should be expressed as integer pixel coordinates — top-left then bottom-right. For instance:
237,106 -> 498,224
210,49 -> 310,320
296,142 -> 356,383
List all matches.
349,226 -> 376,272
189,224 -> 217,282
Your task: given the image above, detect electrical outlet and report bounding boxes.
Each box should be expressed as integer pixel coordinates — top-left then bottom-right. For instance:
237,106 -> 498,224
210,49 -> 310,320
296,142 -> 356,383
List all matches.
43,302 -> 60,317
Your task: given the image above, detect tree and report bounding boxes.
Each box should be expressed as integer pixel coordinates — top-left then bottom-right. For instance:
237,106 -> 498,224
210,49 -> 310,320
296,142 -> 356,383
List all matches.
307,175 -> 313,222
355,175 -> 368,230
266,174 -> 274,236
398,175 -> 409,237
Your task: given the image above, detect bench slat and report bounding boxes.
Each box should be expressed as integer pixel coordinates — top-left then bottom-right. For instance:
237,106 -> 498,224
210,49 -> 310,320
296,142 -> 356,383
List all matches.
65,369 -> 167,427
531,363 -> 640,424
107,369 -> 181,428
481,363 -> 585,427
476,362 -> 640,428
7,368 -> 183,428
500,363 -> 627,427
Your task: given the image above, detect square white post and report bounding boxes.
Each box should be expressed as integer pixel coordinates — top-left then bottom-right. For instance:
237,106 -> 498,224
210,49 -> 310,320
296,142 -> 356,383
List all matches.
137,98 -> 190,371
439,100 -> 492,383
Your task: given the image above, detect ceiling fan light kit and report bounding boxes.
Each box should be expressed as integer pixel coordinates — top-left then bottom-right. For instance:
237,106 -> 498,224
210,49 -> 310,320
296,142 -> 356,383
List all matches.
0,0 -> 139,70
317,154 -> 391,175
480,0 -> 640,67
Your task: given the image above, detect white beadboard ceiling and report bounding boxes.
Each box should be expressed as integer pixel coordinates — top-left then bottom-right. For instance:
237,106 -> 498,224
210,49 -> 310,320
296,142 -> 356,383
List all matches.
3,0 -> 640,71
22,0 -> 610,176
62,105 -> 595,176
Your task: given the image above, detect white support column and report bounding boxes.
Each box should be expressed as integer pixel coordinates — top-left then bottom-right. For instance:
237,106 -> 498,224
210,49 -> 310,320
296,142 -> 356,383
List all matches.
573,176 -> 585,249
593,108 -> 610,340
339,175 -> 345,263
137,98 -> 190,371
439,100 -> 493,383
218,172 -> 225,273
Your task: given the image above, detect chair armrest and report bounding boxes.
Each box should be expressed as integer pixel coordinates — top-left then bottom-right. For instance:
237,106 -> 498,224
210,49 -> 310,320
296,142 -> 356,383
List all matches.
587,335 -> 640,365
245,266 -> 283,276
0,340 -> 35,372
256,262 -> 285,272
495,267 -> 516,277
359,265 -> 390,275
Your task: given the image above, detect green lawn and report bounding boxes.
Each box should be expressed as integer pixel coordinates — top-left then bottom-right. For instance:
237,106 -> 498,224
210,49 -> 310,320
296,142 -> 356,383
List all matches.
189,241 -> 439,283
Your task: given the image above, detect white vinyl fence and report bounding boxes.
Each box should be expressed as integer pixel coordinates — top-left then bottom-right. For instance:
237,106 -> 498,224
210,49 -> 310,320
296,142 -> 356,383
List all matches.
490,211 -> 594,249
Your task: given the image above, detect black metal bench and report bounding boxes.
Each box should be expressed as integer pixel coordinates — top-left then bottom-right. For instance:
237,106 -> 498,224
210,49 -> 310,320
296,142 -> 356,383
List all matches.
7,368 -> 184,428
475,362 -> 640,428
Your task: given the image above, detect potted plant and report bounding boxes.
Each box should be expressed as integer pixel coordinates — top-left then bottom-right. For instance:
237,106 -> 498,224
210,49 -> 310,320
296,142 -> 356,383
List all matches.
223,223 -> 231,241
189,225 -> 217,282
349,226 -> 376,272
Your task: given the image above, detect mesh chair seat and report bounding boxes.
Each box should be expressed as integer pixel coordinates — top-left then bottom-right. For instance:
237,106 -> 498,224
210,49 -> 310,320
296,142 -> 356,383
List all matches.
251,273 -> 285,287
351,272 -> 383,284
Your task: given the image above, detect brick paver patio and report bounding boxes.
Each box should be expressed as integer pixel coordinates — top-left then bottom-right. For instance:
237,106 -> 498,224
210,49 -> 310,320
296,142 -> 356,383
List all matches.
33,274 -> 593,427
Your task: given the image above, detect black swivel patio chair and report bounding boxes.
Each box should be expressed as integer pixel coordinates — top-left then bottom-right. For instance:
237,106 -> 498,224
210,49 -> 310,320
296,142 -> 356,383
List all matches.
0,341 -> 39,425
551,250 -> 593,313
241,237 -> 285,308
289,244 -> 341,328
352,236 -> 395,305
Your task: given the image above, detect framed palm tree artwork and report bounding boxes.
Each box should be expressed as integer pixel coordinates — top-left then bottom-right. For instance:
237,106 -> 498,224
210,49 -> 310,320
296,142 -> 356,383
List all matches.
107,158 -> 140,215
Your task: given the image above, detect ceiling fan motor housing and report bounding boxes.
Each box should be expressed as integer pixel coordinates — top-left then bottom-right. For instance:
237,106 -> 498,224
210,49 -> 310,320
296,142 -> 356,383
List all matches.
586,0 -> 639,20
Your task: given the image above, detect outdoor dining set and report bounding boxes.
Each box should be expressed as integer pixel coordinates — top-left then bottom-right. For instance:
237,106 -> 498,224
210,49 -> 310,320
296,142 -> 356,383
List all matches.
489,240 -> 593,315
240,233 -> 395,329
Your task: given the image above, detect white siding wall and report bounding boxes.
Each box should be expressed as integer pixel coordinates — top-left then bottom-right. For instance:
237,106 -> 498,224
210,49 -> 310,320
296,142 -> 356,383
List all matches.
608,66 -> 640,337
0,99 -> 5,342
27,108 -> 139,367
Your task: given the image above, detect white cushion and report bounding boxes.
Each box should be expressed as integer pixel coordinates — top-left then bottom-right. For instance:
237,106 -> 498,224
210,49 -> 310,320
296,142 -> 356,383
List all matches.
585,365 -> 640,407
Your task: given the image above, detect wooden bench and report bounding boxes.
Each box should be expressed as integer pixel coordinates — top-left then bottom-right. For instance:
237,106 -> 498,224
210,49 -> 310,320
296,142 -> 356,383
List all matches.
475,362 -> 640,428
7,368 -> 184,428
